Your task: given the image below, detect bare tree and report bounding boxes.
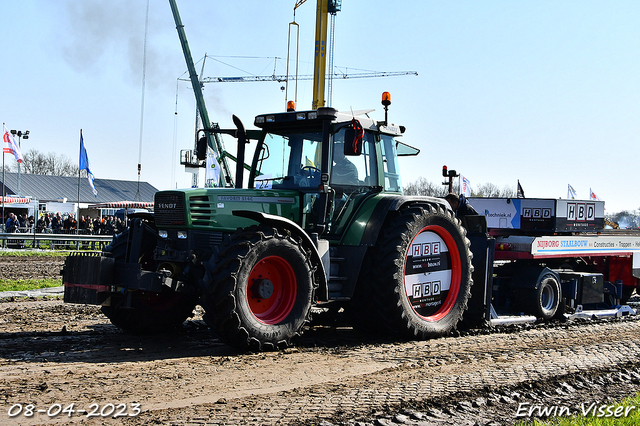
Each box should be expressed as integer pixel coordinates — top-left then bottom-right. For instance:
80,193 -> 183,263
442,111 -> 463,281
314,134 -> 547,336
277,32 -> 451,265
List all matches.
404,177 -> 517,198
9,149 -> 79,176
403,177 -> 448,197
472,183 -> 516,198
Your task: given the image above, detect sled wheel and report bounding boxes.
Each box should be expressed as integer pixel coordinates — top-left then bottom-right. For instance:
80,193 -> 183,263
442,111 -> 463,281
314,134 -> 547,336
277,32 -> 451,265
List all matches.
532,274 -> 561,320
101,290 -> 198,333
201,226 -> 316,351
368,204 -> 473,338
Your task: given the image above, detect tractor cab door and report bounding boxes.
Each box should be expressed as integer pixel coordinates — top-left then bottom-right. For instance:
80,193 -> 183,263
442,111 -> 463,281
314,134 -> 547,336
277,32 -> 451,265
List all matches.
249,131 -> 324,229
327,127 -> 379,237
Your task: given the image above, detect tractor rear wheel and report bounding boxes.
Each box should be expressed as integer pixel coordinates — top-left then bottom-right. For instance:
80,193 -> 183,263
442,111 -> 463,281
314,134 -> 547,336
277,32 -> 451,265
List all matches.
366,204 -> 473,338
201,226 -> 316,351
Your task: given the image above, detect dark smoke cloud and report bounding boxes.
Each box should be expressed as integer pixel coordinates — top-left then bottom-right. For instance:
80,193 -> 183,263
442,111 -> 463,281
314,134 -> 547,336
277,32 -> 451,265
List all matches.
59,0 -> 173,90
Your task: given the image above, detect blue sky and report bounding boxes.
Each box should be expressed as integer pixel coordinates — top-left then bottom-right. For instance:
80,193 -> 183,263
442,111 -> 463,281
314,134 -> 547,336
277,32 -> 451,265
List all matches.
1,1 -> 638,212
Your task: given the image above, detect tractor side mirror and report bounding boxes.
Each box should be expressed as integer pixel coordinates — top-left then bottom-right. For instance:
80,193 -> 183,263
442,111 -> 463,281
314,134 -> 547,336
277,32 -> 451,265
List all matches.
196,136 -> 207,161
343,128 -> 362,156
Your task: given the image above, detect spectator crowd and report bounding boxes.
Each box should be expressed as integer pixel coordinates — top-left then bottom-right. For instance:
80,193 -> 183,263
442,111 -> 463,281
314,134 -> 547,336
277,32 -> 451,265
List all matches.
3,212 -> 129,235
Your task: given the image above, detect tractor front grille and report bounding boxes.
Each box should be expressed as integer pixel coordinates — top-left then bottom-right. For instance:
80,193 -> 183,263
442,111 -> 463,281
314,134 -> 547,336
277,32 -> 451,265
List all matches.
154,192 -> 186,226
188,195 -> 215,226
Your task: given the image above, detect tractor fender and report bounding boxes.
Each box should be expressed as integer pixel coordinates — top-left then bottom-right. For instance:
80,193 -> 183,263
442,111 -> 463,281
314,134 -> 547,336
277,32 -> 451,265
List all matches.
232,210 -> 329,301
359,195 -> 449,246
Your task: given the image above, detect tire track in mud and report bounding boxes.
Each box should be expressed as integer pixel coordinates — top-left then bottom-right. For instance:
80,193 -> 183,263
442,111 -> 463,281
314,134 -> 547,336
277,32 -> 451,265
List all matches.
129,320 -> 640,425
1,301 -> 640,425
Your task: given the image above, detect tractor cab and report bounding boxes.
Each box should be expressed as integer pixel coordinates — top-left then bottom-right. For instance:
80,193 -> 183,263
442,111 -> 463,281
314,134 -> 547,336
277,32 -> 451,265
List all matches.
250,94 -> 418,237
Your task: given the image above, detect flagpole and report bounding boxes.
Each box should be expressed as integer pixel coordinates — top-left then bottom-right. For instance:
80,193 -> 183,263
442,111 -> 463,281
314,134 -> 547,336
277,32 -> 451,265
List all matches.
2,122 -> 5,232
77,130 -> 82,227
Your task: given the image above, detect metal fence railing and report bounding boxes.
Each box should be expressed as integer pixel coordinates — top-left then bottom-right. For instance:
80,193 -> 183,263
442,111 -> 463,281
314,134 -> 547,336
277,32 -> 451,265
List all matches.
0,231 -> 114,250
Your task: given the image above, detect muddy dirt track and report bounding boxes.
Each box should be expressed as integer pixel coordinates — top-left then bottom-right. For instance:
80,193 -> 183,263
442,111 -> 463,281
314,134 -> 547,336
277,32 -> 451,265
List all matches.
1,255 -> 640,425
0,255 -> 64,282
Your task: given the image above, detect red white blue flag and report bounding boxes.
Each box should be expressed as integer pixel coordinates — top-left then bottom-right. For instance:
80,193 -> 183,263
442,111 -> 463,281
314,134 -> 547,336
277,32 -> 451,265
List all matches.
461,175 -> 471,197
3,125 -> 23,163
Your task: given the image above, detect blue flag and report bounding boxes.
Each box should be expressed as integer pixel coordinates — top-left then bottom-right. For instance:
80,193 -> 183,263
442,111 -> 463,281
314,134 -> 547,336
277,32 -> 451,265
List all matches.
79,130 -> 97,197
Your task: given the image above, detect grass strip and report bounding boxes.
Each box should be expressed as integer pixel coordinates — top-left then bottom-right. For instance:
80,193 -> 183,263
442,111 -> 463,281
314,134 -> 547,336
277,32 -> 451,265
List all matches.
0,250 -> 71,257
0,278 -> 62,292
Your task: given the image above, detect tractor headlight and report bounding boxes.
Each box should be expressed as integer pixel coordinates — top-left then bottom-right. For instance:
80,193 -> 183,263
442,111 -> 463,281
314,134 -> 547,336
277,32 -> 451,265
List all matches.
158,230 -> 168,239
177,231 -> 188,239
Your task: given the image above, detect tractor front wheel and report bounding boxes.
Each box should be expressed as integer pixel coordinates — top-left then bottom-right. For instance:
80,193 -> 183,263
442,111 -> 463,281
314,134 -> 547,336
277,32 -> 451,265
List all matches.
201,226 -> 316,351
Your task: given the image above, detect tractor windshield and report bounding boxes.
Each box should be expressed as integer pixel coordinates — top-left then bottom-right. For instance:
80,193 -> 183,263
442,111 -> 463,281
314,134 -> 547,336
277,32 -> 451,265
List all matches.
253,131 -> 323,190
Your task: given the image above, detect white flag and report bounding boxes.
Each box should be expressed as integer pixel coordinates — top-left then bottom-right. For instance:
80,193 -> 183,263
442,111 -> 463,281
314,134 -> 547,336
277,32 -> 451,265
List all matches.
461,175 -> 471,197
205,149 -> 221,188
567,184 -> 577,199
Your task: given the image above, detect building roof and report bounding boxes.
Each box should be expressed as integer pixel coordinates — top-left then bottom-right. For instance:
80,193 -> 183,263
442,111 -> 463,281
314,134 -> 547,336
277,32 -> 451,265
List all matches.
0,172 -> 158,203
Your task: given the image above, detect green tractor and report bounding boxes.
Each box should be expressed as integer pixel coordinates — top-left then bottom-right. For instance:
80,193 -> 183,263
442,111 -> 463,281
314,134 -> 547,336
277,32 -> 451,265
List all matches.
63,96 -> 474,350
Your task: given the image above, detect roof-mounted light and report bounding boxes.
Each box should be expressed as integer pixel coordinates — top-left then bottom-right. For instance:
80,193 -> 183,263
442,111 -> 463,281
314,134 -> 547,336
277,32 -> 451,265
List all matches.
266,115 -> 276,123
287,101 -> 296,112
255,116 -> 265,124
307,111 -> 318,120
296,112 -> 306,120
382,91 -> 391,107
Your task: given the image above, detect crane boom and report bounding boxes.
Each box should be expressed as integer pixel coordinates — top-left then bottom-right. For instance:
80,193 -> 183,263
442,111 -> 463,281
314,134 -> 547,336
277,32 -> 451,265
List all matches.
169,0 -> 233,187
186,70 -> 418,84
311,0 -> 329,109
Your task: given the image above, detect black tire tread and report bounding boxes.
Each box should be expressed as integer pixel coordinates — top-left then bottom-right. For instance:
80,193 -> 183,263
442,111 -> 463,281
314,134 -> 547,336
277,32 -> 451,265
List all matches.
200,225 -> 317,351
353,203 -> 473,339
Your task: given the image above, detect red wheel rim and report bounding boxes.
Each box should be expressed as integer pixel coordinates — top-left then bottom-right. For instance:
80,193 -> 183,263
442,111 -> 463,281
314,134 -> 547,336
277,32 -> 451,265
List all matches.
403,225 -> 462,322
247,255 -> 297,324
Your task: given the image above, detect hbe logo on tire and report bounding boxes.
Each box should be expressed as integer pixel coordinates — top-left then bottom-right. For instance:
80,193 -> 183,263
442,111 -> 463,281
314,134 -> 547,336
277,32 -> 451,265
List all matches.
405,230 -> 452,317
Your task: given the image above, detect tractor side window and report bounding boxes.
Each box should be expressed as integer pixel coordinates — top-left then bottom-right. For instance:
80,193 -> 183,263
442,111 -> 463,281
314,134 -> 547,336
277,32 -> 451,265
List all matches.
254,132 -> 322,190
328,129 -> 378,235
380,135 -> 402,193
331,128 -> 377,187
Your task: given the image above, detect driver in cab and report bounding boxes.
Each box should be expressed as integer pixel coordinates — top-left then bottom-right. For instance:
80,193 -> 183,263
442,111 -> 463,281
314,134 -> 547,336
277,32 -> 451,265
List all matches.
331,142 -> 358,186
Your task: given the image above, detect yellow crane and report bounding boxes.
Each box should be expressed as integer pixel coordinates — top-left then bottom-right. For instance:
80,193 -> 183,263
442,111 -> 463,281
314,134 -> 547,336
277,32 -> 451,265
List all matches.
185,1 -> 416,111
